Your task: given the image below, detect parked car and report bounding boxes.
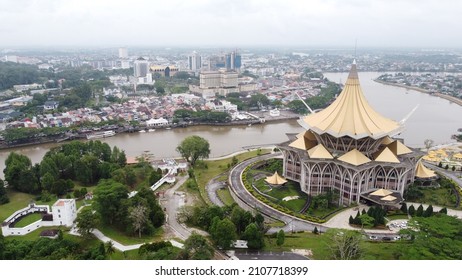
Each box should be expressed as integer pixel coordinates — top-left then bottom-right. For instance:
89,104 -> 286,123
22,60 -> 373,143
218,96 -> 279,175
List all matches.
369,235 -> 378,240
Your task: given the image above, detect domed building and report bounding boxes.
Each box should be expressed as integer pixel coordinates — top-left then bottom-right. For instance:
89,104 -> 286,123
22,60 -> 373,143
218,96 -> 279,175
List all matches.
278,61 -> 422,206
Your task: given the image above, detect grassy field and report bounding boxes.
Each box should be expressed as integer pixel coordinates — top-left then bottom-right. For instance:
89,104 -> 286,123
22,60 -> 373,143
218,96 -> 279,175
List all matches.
97,225 -> 164,246
266,181 -> 306,200
216,187 -> 235,206
0,189 -> 60,222
13,213 -> 43,228
264,231 -> 406,260
281,198 -> 307,212
195,149 -> 270,204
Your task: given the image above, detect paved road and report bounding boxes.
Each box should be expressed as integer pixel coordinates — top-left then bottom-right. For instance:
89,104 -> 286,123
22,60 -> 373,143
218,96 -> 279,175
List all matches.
229,153 -> 324,233
424,163 -> 462,188
206,175 -> 226,207
228,154 -> 417,235
234,251 -> 309,260
160,175 -> 208,240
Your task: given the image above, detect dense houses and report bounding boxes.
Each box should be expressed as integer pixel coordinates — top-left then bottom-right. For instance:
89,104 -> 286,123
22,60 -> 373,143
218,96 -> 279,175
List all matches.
377,73 -> 462,98
2,48 -> 462,132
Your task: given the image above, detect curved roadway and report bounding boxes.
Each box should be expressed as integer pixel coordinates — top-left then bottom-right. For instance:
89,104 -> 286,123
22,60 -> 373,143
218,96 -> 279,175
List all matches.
229,153 -> 326,233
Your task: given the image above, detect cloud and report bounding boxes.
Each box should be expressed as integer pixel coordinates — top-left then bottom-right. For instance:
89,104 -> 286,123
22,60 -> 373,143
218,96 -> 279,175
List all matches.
0,0 -> 461,47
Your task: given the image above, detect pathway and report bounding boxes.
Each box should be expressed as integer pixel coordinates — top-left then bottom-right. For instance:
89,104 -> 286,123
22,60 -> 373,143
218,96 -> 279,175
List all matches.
206,174 -> 226,207
160,175 -> 208,240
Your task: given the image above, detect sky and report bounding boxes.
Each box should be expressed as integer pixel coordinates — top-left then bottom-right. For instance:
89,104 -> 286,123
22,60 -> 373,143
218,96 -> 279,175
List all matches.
1,0 -> 462,48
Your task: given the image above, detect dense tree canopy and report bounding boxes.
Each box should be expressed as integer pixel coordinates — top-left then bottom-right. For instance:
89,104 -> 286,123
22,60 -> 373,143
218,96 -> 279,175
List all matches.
0,179 -> 9,204
3,152 -> 39,194
173,109 -> 231,123
400,214 -> 462,260
181,233 -> 214,260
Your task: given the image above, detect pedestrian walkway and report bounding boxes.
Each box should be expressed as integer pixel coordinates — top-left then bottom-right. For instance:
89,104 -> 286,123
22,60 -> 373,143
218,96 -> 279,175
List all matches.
69,227 -> 184,252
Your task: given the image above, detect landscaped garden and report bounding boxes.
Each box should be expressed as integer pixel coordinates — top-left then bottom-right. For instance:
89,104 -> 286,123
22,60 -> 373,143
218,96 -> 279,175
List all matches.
404,177 -> 461,209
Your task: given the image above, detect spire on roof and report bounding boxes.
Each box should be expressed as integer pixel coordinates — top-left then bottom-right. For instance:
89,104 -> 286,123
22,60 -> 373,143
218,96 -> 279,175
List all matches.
300,61 -> 402,140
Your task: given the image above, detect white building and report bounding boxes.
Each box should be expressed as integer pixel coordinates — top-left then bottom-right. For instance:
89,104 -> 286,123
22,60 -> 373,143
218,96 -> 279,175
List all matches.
119,47 -> 128,59
134,57 -> 149,78
192,70 -> 239,97
188,51 -> 202,71
1,199 -> 77,236
146,117 -> 169,127
51,199 -> 77,227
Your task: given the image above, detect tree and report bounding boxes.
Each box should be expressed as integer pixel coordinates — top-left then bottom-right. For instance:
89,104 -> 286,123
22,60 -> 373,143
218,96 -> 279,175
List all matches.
149,169 -> 163,186
0,179 -> 9,204
359,214 -> 375,228
349,215 -> 354,225
287,100 -> 309,114
276,229 -> 285,246
416,204 -> 424,217
424,139 -> 434,152
408,205 -> 416,216
423,205 -> 433,217
93,180 -> 128,225
400,203 -> 408,214
76,208 -> 100,239
182,232 -> 214,260
129,204 -> 148,238
105,241 -> 115,256
243,223 -> 264,249
4,152 -> 39,193
211,218 -> 237,250
176,135 -> 210,166
452,165 -> 456,172
400,215 -> 462,259
313,226 -> 319,234
327,229 -> 362,260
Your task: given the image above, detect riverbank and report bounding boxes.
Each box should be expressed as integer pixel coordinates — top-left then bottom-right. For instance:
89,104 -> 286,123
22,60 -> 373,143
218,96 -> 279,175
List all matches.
0,113 -> 300,151
374,79 -> 462,106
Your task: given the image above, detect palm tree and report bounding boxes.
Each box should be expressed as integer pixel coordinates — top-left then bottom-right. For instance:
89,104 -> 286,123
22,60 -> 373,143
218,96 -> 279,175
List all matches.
105,241 -> 115,256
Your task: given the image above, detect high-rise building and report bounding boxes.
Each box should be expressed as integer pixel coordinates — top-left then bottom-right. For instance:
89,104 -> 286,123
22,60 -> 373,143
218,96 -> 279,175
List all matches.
278,61 -> 423,206
118,47 -> 128,59
225,51 -> 241,71
134,57 -> 149,78
188,51 -> 202,71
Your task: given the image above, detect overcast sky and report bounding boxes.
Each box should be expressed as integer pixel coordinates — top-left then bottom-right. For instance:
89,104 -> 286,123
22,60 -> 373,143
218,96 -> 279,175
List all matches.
1,0 -> 461,48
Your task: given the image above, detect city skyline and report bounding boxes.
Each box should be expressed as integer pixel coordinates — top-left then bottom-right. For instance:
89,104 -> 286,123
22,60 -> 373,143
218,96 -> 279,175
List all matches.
1,0 -> 462,48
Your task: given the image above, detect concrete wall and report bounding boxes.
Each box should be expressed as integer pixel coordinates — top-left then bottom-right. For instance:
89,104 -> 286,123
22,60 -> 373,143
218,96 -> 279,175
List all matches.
2,220 -> 55,237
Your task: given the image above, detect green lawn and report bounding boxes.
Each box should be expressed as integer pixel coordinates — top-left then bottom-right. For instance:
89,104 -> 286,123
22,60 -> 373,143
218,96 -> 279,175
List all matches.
281,198 -> 307,212
216,187 -> 235,206
110,249 -> 140,260
266,181 -> 306,200
195,149 -> 270,204
264,231 -> 406,260
13,213 -> 43,228
0,189 -> 59,222
254,178 -> 273,193
306,206 -> 346,219
97,225 -> 164,246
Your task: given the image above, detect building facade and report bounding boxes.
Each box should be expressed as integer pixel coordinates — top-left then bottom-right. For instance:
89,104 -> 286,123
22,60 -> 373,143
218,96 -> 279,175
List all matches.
188,51 -> 202,71
134,57 -> 149,78
278,61 -> 421,206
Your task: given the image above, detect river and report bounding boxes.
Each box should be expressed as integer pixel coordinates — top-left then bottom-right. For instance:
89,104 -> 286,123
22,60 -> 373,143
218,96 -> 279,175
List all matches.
1,71 -> 461,178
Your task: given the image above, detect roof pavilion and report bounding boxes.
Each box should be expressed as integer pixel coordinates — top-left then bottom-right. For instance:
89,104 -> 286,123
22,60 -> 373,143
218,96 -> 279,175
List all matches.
265,171 -> 288,186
